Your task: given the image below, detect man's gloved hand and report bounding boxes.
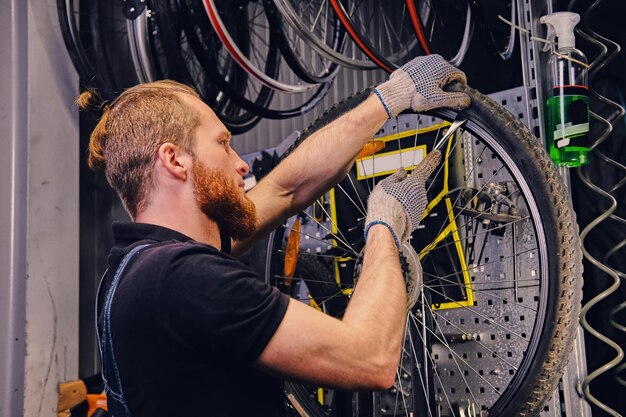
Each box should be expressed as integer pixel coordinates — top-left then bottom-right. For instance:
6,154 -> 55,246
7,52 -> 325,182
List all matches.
374,54 -> 470,118
364,149 -> 442,248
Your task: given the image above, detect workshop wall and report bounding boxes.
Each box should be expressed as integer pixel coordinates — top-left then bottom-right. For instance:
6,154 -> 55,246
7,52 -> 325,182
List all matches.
0,1 -> 80,415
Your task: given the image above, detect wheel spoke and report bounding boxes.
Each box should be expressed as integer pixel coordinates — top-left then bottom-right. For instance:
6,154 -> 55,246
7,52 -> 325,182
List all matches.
273,274 -> 350,288
394,317 -> 412,416
301,210 -> 358,257
277,249 -> 357,262
422,160 -> 510,263
406,324 -> 436,417
420,284 -> 529,341
287,228 -> 355,257
422,215 -> 530,255
409,311 -> 458,417
430,309 -> 520,371
431,273 -> 538,313
410,312 -> 504,396
425,309 -> 481,407
336,182 -> 367,217
421,143 -> 490,256
423,246 -> 535,283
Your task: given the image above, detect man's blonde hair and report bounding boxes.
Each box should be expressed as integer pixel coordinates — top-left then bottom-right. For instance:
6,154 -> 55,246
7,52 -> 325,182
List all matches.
77,80 -> 201,219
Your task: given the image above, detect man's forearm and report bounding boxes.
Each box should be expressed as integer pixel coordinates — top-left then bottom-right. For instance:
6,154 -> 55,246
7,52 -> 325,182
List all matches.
270,94 -> 388,213
254,224 -> 410,390
233,94 -> 388,257
342,225 -> 408,382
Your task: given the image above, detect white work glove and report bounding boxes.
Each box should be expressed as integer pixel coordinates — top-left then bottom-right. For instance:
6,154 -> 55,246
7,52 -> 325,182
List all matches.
364,149 -> 442,248
374,54 -> 470,118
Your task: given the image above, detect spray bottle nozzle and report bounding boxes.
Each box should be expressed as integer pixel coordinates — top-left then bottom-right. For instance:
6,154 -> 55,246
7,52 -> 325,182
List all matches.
540,12 -> 580,51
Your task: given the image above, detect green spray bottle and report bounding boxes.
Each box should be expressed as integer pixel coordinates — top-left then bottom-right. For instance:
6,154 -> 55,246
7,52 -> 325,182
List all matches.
540,12 -> 590,167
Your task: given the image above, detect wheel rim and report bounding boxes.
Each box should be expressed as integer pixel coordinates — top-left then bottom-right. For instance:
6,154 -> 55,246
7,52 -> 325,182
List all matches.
263,0 -> 342,84
203,0 -> 319,92
407,0 -> 474,67
329,0 -> 424,72
266,103 -> 557,416
185,0 -> 334,120
151,0 -> 265,133
273,0 -> 378,70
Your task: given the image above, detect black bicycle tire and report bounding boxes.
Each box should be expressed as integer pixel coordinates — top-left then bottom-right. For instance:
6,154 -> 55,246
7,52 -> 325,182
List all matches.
57,0 -> 116,97
328,0 -> 438,72
410,0 -> 474,66
93,0 -> 146,94
175,0 -> 272,118
268,83 -> 583,416
184,0 -> 335,120
330,0 -> 475,71
176,0 -> 250,116
263,0 -> 343,84
329,0 -> 398,73
177,0 -> 330,121
56,0 -> 94,86
158,0 -> 263,128
467,0 -> 517,60
271,0 -> 377,70
290,251 -> 346,318
150,0 -> 264,134
90,1 -> 120,93
145,9 -> 168,81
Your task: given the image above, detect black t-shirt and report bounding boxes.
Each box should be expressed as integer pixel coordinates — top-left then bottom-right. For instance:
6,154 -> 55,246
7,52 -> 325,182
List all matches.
98,222 -> 290,416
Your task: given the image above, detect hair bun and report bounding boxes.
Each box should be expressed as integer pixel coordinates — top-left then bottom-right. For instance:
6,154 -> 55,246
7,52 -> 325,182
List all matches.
77,90 -> 110,170
76,90 -> 110,116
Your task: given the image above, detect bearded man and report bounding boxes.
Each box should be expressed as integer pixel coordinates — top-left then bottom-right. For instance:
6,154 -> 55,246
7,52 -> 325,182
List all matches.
82,55 -> 469,417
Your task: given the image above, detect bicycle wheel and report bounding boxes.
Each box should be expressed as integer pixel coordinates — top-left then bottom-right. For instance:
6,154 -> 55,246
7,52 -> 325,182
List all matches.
203,0 -> 319,93
92,0 -> 144,92
328,0 -> 425,73
467,0 -> 517,60
150,0 -> 265,134
406,0 -> 474,67
272,0 -> 378,70
180,0 -> 333,120
263,0 -> 342,84
57,0 -> 135,97
176,0 -> 254,117
57,0 -> 101,91
127,7 -> 161,83
265,83 -> 583,416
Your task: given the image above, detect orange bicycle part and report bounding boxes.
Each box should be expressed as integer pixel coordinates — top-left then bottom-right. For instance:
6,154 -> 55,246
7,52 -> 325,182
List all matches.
356,140 -> 386,159
283,219 -> 302,284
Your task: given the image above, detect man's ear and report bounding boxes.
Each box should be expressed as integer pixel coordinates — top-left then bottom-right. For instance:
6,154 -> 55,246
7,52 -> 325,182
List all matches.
156,142 -> 192,181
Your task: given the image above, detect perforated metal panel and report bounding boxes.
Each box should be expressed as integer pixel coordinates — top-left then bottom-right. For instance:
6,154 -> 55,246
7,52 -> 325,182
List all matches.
375,94 -> 543,416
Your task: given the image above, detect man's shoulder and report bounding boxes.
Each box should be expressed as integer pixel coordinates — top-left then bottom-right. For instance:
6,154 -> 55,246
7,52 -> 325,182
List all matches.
139,240 -> 241,269
132,240 -> 272,312
145,239 -> 221,257
133,239 -> 257,282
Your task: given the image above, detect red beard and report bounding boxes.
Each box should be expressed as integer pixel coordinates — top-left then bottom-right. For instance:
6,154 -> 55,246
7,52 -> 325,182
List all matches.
192,161 -> 257,241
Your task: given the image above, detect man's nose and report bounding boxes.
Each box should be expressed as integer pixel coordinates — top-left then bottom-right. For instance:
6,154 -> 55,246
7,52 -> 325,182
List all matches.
235,153 -> 250,176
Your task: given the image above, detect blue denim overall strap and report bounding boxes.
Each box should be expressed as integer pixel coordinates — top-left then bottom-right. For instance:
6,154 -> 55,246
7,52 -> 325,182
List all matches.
96,243 -> 152,417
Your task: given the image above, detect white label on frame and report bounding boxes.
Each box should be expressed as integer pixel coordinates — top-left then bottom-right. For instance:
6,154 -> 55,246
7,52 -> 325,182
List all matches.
356,146 -> 426,180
